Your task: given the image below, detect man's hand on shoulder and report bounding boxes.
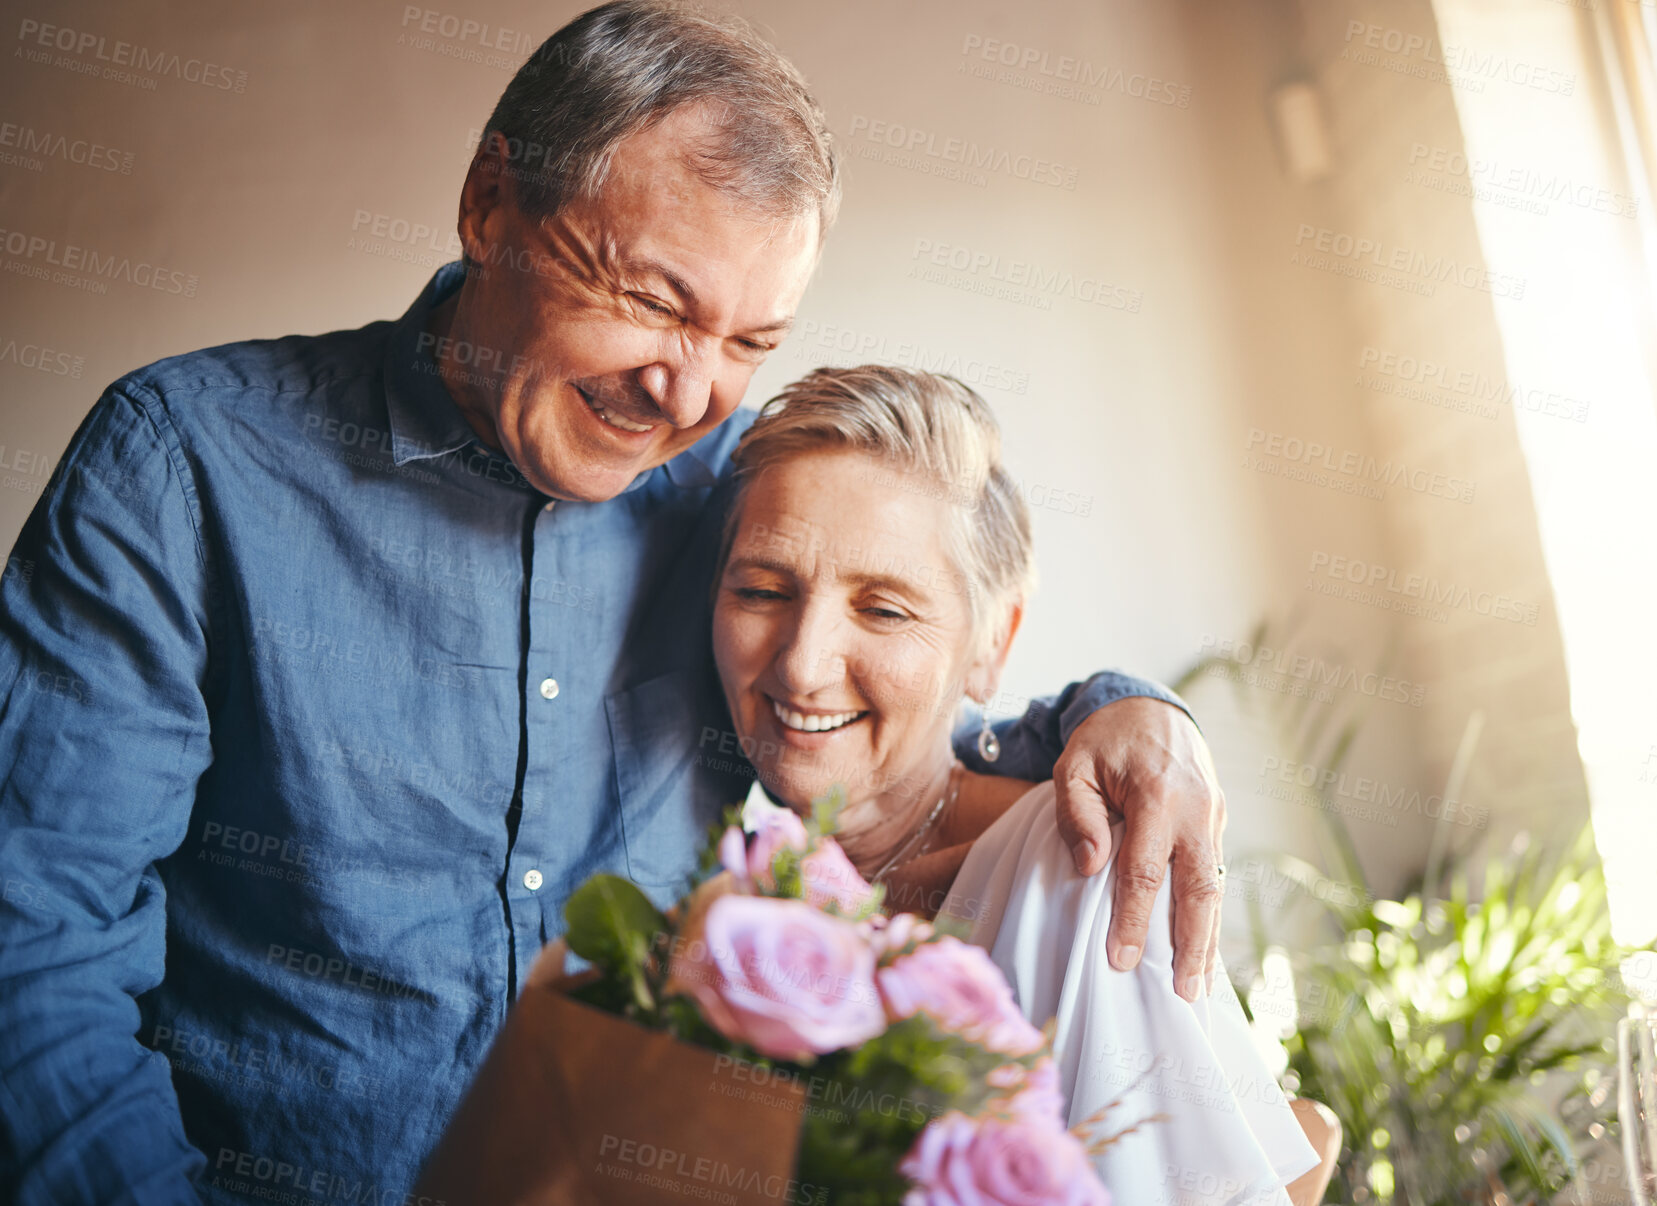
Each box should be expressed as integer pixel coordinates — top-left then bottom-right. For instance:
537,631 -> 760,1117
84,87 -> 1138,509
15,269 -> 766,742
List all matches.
1051,696 -> 1226,1003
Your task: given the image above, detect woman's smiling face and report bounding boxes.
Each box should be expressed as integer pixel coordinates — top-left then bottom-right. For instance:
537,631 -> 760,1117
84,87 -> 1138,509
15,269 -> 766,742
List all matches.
712,449 -> 991,811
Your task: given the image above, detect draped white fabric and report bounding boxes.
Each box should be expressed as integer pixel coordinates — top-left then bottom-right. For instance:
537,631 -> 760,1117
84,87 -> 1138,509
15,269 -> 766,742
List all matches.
939,781 -> 1320,1206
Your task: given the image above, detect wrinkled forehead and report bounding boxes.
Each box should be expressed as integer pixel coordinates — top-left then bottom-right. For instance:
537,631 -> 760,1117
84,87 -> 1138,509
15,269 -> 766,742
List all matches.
726,461 -> 970,602
729,507 -> 832,570
542,165 -> 818,335
574,105 -> 821,250
590,100 -> 826,242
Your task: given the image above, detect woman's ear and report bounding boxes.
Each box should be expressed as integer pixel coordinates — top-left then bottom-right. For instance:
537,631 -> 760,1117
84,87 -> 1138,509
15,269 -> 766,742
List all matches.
964,601 -> 1024,705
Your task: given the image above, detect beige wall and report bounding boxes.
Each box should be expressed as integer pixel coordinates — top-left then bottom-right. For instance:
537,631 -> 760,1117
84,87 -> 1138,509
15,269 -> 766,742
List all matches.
1294,0 -> 1585,832
0,0 -> 1592,927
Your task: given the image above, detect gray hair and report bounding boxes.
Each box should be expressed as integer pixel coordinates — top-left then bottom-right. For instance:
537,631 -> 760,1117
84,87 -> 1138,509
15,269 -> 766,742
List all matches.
721,365 -> 1036,656
482,0 -> 839,237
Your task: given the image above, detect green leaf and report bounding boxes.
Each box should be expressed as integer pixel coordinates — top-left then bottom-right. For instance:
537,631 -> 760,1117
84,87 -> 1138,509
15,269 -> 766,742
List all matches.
563,874 -> 668,1007
1183,621 -> 1638,1206
792,1014 -> 1031,1203
809,785 -> 848,837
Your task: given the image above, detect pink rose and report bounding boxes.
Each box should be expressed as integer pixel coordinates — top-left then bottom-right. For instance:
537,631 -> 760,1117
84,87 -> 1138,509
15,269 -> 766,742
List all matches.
878,937 -> 1045,1055
745,809 -> 811,887
799,838 -> 880,915
718,826 -> 751,882
900,1111 -> 1110,1206
864,912 -> 936,960
667,894 -> 886,1061
994,1058 -> 1065,1122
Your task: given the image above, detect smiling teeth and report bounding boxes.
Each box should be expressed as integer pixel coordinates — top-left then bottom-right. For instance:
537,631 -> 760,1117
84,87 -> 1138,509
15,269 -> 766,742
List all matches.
584,395 -> 653,433
773,701 -> 862,733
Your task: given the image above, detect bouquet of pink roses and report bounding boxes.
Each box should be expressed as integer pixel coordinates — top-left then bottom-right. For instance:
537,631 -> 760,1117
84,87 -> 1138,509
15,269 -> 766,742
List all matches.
549,798 -> 1114,1206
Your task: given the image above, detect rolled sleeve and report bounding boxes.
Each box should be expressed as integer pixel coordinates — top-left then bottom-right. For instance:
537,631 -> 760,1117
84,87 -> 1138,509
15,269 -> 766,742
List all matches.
954,670 -> 1194,779
0,384 -> 213,1202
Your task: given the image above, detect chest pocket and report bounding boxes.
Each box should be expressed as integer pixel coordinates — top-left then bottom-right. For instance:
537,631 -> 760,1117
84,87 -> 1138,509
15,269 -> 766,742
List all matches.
604,668 -> 749,892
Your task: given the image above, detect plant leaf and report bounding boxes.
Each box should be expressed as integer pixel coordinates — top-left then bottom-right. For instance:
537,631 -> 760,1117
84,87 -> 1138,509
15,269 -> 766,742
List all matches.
563,874 -> 668,998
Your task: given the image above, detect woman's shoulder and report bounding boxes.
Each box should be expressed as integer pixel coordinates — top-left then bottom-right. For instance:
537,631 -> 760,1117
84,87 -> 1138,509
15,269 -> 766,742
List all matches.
938,780 -> 1071,938
941,778 -> 1136,948
945,772 -> 1045,848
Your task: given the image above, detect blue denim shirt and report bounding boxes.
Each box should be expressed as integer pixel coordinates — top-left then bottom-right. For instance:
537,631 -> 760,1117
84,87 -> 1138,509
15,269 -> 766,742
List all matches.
0,262 -> 1184,1204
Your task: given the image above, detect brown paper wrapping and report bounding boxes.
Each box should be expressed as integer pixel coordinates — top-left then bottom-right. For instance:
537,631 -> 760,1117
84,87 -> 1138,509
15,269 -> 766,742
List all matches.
416,988 -> 809,1206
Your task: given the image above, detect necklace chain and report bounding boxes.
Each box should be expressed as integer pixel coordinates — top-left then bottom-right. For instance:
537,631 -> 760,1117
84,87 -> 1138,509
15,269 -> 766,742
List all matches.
870,763 -> 962,884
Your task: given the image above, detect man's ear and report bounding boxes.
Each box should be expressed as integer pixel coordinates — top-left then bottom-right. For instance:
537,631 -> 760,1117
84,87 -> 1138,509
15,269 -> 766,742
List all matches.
964,601 -> 1025,705
456,131 -> 513,267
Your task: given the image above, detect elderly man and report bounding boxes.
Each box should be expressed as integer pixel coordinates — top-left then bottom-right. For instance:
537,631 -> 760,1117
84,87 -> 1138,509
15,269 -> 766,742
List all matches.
0,2 -> 1226,1201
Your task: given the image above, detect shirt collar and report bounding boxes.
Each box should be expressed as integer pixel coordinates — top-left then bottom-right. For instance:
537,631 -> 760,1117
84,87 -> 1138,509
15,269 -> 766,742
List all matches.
381,259 -> 729,493
659,440 -> 724,490
382,260 -> 477,467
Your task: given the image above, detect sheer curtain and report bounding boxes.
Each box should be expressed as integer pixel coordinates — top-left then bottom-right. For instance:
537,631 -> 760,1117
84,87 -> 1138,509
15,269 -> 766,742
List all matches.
1429,0 -> 1657,958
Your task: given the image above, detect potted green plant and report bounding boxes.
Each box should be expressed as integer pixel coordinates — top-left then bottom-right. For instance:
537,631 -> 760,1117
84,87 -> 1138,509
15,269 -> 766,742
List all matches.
1175,622 -> 1636,1205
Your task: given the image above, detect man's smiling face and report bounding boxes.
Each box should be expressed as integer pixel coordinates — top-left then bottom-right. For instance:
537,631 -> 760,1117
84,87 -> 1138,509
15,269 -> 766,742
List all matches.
440,103 -> 820,502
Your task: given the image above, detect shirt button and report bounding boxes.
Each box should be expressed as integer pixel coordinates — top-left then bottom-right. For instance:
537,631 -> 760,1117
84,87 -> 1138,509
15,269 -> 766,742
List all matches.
539,678 -> 560,700
523,869 -> 543,891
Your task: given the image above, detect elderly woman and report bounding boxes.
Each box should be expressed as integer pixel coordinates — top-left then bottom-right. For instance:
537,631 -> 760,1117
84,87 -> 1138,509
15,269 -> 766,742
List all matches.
711,365 -> 1333,1205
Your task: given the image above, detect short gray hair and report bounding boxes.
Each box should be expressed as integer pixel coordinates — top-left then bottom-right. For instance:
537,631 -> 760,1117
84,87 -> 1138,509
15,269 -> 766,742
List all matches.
721,365 -> 1036,654
482,0 -> 839,236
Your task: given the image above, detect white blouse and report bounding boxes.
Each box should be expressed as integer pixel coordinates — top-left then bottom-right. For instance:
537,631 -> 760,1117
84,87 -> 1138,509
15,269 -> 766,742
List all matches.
939,781 -> 1319,1205
742,779 -> 1319,1203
